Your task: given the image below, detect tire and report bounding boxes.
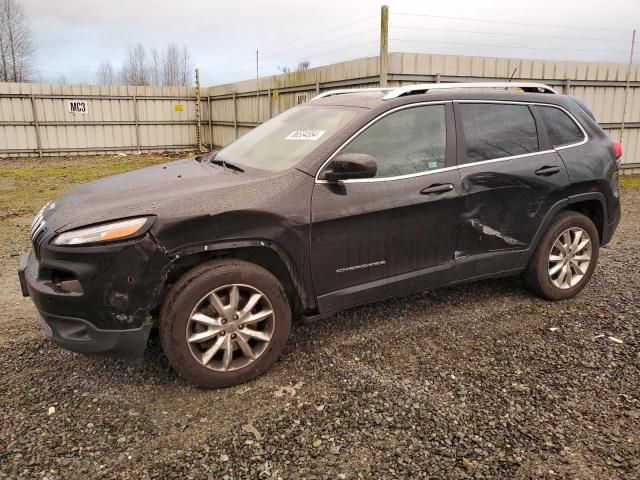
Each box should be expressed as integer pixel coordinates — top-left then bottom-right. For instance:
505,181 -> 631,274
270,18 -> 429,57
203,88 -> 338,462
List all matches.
523,210 -> 599,301
160,259 -> 291,388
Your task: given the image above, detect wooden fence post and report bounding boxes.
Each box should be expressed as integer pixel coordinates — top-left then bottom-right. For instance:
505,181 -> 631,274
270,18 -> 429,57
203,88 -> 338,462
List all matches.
379,5 -> 389,87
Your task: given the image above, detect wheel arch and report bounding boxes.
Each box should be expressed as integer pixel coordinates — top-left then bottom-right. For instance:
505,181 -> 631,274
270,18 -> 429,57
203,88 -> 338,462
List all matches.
522,192 -> 607,266
564,195 -> 606,243
156,241 -> 316,318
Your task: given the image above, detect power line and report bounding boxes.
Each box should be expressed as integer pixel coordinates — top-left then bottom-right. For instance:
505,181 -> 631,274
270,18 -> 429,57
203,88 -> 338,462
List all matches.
207,27 -> 377,76
207,50 -> 381,86
209,42 -> 379,83
259,29 -> 377,62
205,14 -> 378,70
259,14 -> 377,54
393,25 -> 631,44
206,12 -> 635,83
203,34 -> 378,81
391,38 -> 630,55
208,40 -> 380,83
393,12 -> 632,33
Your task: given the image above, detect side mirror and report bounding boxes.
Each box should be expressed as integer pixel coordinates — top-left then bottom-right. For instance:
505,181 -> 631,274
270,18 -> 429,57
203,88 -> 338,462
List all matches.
321,153 -> 377,182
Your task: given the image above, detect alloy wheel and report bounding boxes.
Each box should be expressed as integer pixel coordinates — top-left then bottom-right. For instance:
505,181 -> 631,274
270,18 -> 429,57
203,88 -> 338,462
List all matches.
186,284 -> 275,371
548,227 -> 592,290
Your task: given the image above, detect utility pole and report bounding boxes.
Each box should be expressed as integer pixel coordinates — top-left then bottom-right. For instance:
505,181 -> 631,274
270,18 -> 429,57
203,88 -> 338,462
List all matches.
195,67 -> 203,151
256,50 -> 260,121
379,5 -> 389,87
620,29 -> 636,144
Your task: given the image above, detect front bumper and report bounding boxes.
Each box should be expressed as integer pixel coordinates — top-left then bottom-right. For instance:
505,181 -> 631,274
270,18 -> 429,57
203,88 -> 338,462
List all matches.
18,234 -> 170,359
38,311 -> 152,359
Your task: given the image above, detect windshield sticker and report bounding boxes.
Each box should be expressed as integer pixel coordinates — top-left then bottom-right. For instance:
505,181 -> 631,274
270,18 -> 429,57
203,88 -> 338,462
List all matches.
285,129 -> 326,141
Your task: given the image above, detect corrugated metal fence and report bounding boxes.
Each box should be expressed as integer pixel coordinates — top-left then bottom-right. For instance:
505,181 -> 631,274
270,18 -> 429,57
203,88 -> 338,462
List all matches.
0,83 -> 205,156
1,53 -> 639,171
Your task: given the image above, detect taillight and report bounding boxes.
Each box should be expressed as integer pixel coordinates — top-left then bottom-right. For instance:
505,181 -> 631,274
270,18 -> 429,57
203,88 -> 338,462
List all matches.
613,141 -> 622,159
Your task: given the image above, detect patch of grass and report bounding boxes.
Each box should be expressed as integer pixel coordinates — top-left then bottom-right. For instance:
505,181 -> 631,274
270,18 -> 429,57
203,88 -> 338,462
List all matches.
620,175 -> 640,189
0,153 -> 186,258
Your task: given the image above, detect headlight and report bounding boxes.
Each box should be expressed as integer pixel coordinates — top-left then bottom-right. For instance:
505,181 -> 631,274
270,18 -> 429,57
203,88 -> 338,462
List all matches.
52,217 -> 151,246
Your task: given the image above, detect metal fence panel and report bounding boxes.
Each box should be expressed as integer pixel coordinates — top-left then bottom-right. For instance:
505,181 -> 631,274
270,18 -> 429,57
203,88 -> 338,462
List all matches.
0,83 -> 199,156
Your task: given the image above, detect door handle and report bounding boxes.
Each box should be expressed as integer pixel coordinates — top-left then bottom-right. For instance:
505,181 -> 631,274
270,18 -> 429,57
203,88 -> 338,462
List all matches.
535,166 -> 561,176
420,183 -> 454,195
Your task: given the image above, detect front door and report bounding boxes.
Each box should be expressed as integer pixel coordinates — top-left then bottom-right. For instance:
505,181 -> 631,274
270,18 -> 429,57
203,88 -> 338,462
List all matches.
310,102 -> 463,314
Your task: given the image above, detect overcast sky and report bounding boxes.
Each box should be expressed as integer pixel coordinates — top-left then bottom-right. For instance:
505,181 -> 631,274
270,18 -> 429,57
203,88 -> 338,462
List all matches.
22,0 -> 640,86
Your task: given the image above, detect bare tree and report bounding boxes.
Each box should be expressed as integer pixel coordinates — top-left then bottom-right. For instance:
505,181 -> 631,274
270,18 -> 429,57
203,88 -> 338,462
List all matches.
120,43 -> 148,86
96,60 -> 116,85
149,48 -> 161,86
177,45 -> 192,86
161,43 -> 179,86
95,43 -> 193,87
0,8 -> 6,80
278,60 -> 311,75
161,43 -> 192,86
0,0 -> 35,82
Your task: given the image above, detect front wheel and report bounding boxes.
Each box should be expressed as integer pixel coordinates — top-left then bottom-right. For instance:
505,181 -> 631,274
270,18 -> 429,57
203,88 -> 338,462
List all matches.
523,210 -> 599,301
160,259 -> 291,388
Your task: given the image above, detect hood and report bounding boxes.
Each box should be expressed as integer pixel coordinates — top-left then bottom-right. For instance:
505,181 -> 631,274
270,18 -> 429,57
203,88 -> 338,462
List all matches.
45,157 -> 269,232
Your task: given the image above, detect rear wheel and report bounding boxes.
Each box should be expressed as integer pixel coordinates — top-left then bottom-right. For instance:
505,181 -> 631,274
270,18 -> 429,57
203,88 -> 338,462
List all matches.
160,259 -> 291,388
523,211 -> 599,300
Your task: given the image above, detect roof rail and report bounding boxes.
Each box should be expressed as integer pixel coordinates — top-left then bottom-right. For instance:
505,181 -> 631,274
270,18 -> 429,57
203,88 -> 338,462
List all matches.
311,87 -> 394,101
383,82 -> 558,100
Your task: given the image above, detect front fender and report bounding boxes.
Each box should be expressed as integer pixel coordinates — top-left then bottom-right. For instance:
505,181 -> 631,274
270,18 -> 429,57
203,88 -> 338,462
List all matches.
153,211 -> 315,312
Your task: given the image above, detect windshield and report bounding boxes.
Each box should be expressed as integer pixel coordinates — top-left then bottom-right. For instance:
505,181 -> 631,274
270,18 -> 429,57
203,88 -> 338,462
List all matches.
216,105 -> 360,172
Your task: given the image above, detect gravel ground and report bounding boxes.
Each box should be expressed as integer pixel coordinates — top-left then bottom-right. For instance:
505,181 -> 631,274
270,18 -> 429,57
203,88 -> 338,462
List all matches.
1,182 -> 639,479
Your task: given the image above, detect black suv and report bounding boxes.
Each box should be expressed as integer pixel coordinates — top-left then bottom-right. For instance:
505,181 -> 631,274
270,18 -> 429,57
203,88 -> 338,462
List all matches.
19,82 -> 621,387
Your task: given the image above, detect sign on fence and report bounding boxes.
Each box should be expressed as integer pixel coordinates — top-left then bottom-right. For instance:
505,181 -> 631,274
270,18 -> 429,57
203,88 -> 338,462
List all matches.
67,100 -> 88,115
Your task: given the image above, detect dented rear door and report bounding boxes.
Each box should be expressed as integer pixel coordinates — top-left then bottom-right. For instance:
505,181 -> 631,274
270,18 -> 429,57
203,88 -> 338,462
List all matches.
453,101 -> 570,276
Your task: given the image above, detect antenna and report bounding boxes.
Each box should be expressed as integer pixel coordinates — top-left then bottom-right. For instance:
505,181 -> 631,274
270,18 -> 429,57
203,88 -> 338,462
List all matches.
508,67 -> 518,82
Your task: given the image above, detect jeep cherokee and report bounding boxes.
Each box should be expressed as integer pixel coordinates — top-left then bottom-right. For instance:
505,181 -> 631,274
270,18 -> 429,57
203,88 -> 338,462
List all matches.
18,82 -> 621,387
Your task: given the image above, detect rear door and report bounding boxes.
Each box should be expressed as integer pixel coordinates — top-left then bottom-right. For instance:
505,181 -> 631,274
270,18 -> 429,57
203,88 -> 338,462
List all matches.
310,102 -> 462,313
453,101 -> 570,277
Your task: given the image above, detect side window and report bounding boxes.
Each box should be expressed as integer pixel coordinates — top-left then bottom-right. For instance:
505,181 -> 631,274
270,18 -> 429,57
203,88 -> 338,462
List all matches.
340,105 -> 447,178
536,105 -> 585,147
459,103 -> 539,163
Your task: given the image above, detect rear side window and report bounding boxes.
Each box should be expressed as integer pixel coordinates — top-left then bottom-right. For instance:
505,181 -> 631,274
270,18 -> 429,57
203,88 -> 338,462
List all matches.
536,105 -> 585,147
341,104 -> 446,178
459,103 -> 539,163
